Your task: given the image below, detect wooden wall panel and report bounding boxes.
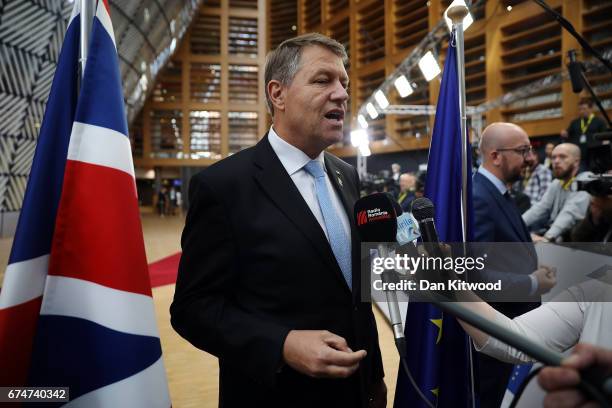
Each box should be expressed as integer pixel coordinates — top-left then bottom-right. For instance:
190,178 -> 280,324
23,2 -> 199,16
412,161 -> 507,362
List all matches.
135,0 -> 612,165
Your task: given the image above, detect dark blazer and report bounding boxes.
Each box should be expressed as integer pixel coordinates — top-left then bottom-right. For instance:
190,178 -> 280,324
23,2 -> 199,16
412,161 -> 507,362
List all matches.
170,135 -> 384,408
472,171 -> 540,308
472,171 -> 540,408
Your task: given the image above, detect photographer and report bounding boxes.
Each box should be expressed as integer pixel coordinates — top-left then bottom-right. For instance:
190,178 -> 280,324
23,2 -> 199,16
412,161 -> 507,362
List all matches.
571,172 -> 612,243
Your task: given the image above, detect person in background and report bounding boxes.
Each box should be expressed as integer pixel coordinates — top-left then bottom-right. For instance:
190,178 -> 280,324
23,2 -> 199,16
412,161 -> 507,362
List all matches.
508,182 -> 532,214
561,99 -> 607,168
472,122 -> 556,408
157,187 -> 168,217
523,143 -> 591,242
543,142 -> 555,170
571,174 -> 612,243
391,163 -> 401,183
521,147 -> 553,205
396,173 -> 416,212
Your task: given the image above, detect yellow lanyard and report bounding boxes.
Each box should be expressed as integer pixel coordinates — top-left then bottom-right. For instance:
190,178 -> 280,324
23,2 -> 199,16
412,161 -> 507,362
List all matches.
561,177 -> 575,190
580,114 -> 594,134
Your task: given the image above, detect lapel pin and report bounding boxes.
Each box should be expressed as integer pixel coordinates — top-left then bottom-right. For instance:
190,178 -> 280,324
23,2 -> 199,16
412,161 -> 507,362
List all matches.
336,171 -> 343,187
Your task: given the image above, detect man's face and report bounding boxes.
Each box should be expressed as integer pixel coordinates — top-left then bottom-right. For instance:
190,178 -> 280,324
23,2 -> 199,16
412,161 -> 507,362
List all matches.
280,46 -> 349,152
497,130 -> 531,183
551,146 -> 579,179
578,103 -> 591,118
399,175 -> 415,192
545,143 -> 554,157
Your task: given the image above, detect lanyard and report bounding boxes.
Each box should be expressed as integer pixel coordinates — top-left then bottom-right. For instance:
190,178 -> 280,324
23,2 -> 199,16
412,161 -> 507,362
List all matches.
580,114 -> 594,134
561,177 -> 575,191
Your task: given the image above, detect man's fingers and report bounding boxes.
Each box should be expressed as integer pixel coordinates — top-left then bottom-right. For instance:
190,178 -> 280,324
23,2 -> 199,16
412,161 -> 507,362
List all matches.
322,347 -> 367,367
543,389 -> 587,408
323,333 -> 351,352
538,366 -> 580,391
568,343 -> 612,370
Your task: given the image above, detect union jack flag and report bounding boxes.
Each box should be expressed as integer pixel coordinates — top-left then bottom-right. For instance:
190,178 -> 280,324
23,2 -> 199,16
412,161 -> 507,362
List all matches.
0,1 -> 170,406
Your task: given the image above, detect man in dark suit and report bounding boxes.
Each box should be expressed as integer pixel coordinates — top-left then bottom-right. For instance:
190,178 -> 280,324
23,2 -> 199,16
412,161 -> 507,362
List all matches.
170,33 -> 386,408
472,122 -> 556,407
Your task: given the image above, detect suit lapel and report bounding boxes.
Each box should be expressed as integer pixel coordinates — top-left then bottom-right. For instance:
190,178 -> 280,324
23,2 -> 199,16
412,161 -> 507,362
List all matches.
478,173 -> 528,241
324,153 -> 355,228
252,136 -> 352,296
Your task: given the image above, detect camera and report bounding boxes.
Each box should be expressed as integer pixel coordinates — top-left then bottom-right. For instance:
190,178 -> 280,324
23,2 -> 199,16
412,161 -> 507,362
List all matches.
576,174 -> 612,197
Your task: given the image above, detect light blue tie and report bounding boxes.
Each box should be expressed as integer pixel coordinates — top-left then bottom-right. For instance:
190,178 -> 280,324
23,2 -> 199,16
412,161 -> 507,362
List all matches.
304,160 -> 352,290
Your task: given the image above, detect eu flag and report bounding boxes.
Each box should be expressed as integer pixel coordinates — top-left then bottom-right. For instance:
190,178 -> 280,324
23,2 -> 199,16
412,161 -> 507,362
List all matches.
394,31 -> 475,408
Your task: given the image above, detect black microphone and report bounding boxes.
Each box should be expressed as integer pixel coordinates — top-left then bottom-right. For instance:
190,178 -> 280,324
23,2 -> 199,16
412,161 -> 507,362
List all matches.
354,193 -> 405,348
567,49 -> 584,93
411,197 -> 444,258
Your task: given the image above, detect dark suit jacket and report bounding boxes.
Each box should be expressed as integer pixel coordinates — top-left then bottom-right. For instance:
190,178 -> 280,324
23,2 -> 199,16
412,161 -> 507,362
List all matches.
170,135 -> 384,408
472,171 -> 540,408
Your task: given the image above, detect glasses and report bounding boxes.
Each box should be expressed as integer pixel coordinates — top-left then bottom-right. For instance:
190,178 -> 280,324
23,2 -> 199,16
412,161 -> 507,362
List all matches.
497,146 -> 533,159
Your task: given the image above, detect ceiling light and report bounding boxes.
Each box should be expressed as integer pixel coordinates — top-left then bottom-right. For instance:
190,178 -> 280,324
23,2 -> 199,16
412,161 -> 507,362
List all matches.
394,75 -> 414,97
418,51 -> 441,81
357,114 -> 368,129
366,102 -> 378,119
350,129 -> 368,147
374,90 -> 389,109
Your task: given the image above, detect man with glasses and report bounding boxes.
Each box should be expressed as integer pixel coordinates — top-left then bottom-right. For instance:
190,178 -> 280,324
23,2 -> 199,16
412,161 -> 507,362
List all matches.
522,143 -> 591,242
472,122 -> 556,407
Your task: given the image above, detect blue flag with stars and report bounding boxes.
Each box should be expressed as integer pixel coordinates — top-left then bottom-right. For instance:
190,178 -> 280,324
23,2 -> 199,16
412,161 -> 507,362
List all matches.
393,31 -> 475,408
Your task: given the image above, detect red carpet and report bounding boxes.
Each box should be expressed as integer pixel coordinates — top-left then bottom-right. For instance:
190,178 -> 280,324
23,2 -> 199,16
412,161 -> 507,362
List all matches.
148,252 -> 182,288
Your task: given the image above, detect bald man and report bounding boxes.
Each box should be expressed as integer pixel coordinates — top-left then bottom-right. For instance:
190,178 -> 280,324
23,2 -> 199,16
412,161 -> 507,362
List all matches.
522,143 -> 591,242
472,122 -> 556,407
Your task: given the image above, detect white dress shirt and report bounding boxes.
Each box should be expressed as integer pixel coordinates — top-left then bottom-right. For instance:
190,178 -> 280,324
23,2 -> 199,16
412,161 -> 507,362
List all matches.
267,127 -> 351,243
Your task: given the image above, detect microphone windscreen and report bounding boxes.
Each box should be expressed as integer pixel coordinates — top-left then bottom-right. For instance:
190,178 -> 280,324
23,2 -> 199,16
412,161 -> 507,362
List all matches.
568,61 -> 583,93
354,193 -> 398,242
411,197 -> 435,222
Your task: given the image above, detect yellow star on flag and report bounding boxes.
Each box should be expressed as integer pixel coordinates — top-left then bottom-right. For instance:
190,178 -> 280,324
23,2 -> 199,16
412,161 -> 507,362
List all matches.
430,318 -> 443,344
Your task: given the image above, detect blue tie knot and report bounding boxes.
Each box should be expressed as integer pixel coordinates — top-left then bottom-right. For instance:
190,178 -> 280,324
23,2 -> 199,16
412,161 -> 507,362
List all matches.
304,160 -> 326,179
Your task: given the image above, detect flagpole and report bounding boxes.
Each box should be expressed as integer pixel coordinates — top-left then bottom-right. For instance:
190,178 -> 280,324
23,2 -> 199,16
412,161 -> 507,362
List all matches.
448,6 -> 477,408
448,5 -> 470,244
80,0 -> 95,78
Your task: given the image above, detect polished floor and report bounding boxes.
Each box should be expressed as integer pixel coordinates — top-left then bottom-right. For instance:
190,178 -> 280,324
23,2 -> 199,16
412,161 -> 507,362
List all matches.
0,211 -> 399,407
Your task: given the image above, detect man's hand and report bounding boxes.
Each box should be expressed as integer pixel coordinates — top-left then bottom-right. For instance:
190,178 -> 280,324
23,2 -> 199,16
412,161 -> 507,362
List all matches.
531,233 -> 550,243
369,379 -> 387,408
531,266 -> 556,294
538,343 -> 612,408
282,330 -> 367,378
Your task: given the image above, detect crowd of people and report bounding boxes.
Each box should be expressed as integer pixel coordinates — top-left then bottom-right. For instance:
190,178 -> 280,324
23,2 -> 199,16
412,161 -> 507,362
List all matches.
156,186 -> 182,217
382,101 -> 611,245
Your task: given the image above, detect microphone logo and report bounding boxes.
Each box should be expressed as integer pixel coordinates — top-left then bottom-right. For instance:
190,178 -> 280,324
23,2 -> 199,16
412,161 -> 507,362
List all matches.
357,210 -> 368,226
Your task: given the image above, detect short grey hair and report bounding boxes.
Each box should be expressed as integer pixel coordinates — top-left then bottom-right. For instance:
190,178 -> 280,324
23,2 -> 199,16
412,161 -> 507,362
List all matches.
264,33 -> 348,115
